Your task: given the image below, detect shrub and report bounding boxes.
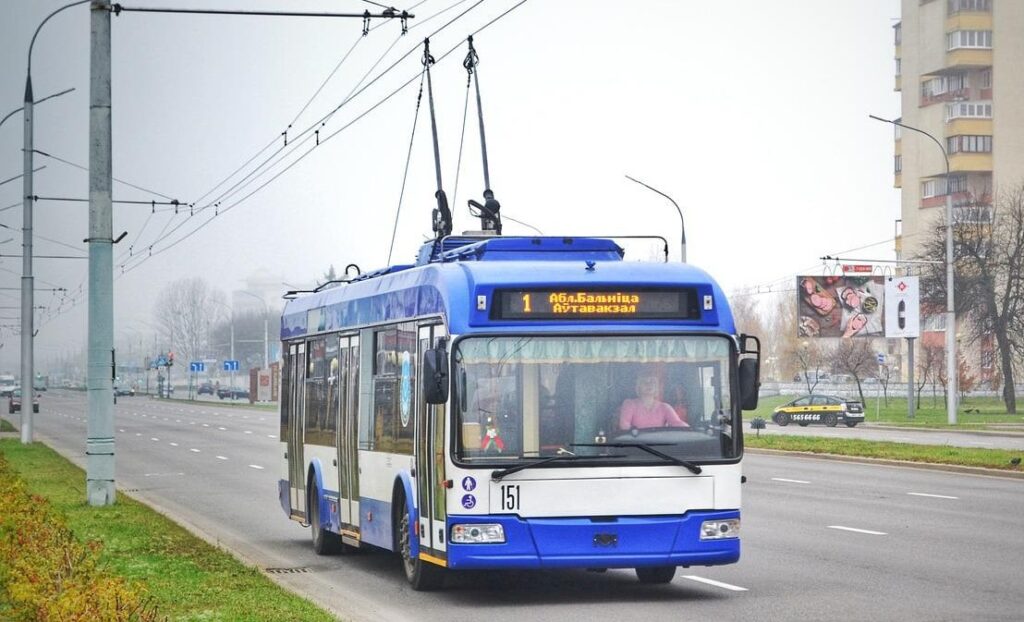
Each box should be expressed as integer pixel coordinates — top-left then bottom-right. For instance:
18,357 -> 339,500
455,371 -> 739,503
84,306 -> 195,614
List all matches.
0,454 -> 163,621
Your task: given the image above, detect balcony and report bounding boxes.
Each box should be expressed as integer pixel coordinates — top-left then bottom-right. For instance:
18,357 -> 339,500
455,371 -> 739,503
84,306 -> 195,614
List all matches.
945,117 -> 992,137
947,47 -> 992,68
945,13 -> 992,33
949,151 -> 992,173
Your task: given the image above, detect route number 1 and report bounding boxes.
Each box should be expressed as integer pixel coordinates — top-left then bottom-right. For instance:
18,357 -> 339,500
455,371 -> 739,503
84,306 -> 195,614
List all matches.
521,294 -> 532,313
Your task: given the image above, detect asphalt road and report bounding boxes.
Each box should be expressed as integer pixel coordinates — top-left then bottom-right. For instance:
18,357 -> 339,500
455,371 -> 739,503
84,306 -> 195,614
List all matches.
18,390 -> 1024,621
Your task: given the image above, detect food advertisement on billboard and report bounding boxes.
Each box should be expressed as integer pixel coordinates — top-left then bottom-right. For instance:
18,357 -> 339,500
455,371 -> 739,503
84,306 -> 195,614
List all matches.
797,276 -> 885,338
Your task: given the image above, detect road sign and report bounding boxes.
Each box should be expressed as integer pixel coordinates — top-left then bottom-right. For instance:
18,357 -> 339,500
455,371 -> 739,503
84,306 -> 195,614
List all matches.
876,353 -> 886,365
223,360 -> 240,372
189,361 -> 205,373
884,276 -> 920,338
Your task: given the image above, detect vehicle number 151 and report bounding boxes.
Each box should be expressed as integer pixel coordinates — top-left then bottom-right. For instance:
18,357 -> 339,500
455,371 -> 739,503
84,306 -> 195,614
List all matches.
500,484 -> 520,511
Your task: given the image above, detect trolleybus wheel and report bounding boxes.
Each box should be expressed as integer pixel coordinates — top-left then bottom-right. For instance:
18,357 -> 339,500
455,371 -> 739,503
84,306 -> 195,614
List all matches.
798,422 -> 808,427
823,413 -> 838,427
635,566 -> 677,584
398,500 -> 444,591
309,482 -> 341,555
776,413 -> 790,426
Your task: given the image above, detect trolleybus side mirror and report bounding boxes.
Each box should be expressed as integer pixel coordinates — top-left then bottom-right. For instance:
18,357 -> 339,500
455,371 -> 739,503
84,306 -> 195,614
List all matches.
423,344 -> 449,405
738,334 -> 761,411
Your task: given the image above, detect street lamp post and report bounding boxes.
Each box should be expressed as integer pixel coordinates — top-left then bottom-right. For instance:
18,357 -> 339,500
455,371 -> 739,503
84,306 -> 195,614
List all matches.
237,290 -> 269,369
20,0 -> 90,446
211,299 -> 235,393
625,174 -> 686,263
870,114 -> 957,425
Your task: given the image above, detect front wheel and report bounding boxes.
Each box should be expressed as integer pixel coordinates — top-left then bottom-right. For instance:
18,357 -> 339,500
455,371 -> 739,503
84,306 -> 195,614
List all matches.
636,566 -> 677,584
776,413 -> 790,426
309,483 -> 341,555
398,502 -> 444,591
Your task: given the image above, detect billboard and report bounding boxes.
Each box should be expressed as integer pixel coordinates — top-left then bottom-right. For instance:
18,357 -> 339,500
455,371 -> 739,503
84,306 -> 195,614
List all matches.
797,276 -> 885,338
884,276 -> 920,338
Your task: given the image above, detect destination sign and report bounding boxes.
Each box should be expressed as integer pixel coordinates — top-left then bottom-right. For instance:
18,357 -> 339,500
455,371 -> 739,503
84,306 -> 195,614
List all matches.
493,289 -> 700,320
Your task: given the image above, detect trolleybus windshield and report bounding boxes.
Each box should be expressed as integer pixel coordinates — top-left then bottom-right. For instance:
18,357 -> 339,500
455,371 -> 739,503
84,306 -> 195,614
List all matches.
453,335 -> 738,465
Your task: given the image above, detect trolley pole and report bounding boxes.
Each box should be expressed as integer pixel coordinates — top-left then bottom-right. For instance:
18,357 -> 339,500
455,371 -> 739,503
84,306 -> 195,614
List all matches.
906,336 -> 915,419
86,0 -> 116,506
19,73 -> 34,444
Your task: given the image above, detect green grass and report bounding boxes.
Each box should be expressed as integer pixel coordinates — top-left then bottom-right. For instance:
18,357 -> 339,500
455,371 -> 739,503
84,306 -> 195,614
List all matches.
752,394 -> 1024,428
745,433 -> 1024,471
0,440 -> 336,622
0,417 -> 15,433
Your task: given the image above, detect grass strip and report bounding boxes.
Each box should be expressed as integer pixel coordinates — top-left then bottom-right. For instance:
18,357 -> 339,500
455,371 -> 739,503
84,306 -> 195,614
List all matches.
752,394 -> 1024,428
0,418 -> 15,433
0,440 -> 336,622
745,433 -> 1024,471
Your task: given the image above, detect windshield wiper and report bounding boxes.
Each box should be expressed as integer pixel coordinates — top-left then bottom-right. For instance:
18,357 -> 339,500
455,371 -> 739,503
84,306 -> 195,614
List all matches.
571,443 -> 703,475
491,453 -> 626,481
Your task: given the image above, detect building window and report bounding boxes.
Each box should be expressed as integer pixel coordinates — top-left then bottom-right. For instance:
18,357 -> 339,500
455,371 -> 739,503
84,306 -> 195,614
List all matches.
894,155 -> 902,174
947,30 -> 992,51
980,69 -> 992,89
948,0 -> 991,14
894,22 -> 902,46
945,101 -> 992,121
947,174 -> 969,194
921,179 -> 943,198
946,135 -> 992,154
980,348 -> 993,369
895,58 -> 902,77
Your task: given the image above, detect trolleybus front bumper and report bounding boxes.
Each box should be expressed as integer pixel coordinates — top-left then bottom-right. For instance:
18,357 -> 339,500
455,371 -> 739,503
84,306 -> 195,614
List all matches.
445,510 -> 739,570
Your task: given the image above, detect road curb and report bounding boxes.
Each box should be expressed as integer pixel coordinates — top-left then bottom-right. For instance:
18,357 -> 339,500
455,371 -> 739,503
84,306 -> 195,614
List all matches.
746,447 -> 1024,480
864,423 -> 1024,438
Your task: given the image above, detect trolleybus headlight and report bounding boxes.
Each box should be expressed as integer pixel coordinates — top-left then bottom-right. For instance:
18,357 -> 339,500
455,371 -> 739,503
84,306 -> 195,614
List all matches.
700,519 -> 740,540
451,523 -> 506,544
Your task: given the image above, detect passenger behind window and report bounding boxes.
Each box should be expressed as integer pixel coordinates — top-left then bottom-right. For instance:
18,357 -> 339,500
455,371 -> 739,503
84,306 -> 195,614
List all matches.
618,375 -> 687,431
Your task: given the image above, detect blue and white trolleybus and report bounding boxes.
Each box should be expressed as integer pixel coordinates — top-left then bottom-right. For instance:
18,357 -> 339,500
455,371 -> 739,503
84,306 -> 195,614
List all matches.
277,234 -> 761,590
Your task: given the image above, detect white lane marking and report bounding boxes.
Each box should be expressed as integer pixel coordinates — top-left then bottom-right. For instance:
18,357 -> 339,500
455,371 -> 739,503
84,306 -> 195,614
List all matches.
135,433 -> 141,436
682,575 -> 748,591
908,492 -> 959,500
118,429 -> 125,433
267,434 -> 276,439
202,423 -> 210,427
170,442 -> 179,447
190,448 -> 201,453
176,419 -> 181,423
828,525 -> 887,536
244,430 -> 252,434
772,477 -> 810,484
248,464 -> 264,470
216,455 -> 228,461
150,437 -> 160,442
218,426 -> 227,431
190,422 -> 196,425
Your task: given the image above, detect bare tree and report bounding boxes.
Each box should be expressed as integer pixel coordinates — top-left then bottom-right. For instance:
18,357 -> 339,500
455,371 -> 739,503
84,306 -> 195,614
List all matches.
917,182 -> 1024,413
795,340 -> 828,394
830,340 -> 875,404
153,278 -> 226,366
764,292 -> 802,383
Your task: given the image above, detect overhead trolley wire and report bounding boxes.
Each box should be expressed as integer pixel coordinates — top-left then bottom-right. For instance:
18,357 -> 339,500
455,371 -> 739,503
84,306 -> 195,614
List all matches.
388,68 -> 428,265
117,0 -> 491,276
119,0 -> 528,278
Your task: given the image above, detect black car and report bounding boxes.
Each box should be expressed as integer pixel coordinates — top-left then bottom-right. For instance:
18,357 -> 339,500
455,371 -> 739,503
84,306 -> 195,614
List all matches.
217,387 -> 249,400
9,388 -> 39,414
197,382 -> 215,396
114,384 -> 135,397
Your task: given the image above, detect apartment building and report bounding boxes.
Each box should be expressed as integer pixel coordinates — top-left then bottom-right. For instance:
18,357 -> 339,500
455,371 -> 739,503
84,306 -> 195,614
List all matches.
891,0 -> 1023,384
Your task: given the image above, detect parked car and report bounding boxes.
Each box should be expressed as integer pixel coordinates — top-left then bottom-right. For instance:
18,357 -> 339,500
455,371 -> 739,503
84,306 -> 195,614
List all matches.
217,387 -> 249,400
772,395 -> 864,428
9,388 -> 39,414
114,384 -> 135,397
197,382 -> 215,396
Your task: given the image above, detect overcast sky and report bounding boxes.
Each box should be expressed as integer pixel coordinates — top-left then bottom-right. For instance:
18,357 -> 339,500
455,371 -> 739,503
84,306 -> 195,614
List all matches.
0,0 -> 900,373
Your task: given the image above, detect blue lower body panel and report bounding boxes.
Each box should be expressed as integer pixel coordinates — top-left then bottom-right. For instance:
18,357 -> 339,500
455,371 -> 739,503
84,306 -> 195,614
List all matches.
446,510 -> 740,570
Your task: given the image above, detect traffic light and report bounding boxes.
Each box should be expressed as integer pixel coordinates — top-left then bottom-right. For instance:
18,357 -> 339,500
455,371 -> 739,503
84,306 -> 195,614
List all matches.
168,351 -> 175,366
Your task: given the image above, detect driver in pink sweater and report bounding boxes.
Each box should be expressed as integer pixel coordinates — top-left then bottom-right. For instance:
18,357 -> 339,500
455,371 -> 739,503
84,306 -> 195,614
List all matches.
618,375 -> 688,430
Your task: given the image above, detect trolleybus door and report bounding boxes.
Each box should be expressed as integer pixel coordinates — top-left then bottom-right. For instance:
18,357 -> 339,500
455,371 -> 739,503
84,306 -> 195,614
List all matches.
416,325 -> 448,557
288,342 -> 306,519
337,335 -> 360,534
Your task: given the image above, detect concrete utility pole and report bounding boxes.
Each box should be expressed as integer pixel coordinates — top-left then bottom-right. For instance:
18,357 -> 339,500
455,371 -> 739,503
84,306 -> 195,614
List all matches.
87,0 -> 115,506
20,68 -> 34,445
